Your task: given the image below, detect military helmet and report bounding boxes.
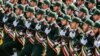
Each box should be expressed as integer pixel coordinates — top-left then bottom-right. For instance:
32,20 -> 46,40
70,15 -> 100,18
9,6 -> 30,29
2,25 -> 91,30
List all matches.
31,0 -> 38,3
93,9 -> 100,15
26,6 -> 35,14
53,2 -> 62,7
88,0 -> 96,4
5,3 -> 13,9
67,4 -> 77,11
36,9 -> 45,15
72,17 -> 82,23
43,0 -> 50,6
84,19 -> 94,26
48,12 -> 58,19
80,7 -> 88,14
15,4 -> 24,10
63,15 -> 71,22
94,21 -> 100,28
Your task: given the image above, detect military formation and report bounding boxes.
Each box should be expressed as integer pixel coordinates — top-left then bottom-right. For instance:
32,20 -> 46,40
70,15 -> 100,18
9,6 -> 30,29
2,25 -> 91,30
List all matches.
0,0 -> 100,56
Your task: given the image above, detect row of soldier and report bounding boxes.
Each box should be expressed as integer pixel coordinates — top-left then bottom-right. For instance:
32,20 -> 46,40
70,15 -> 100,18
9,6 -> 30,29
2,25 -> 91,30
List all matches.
0,0 -> 99,56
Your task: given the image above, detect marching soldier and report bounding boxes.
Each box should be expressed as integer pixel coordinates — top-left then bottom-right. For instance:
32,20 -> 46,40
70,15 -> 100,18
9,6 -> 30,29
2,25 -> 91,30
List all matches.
68,17 -> 84,54
94,21 -> 100,48
42,0 -> 51,16
59,15 -> 71,40
81,19 -> 95,56
2,3 -> 15,26
75,0 -> 86,9
10,4 -> 26,55
45,12 -> 59,40
45,12 -> 60,56
65,4 -> 77,18
29,0 -> 39,12
78,7 -> 89,22
35,9 -> 47,31
52,1 -> 64,17
19,6 -> 35,56
88,0 -> 97,15
32,9 -> 47,56
92,9 -> 100,22
3,2 -> 14,44
2,3 -> 16,56
58,15 -> 71,56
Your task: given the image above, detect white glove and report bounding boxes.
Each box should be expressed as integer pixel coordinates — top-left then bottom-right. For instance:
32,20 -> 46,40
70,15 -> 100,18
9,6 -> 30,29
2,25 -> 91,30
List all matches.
25,21 -> 31,28
27,33 -> 32,37
45,28 -> 51,35
81,38 -> 87,45
60,30 -> 66,36
69,32 -> 76,39
94,40 -> 100,48
62,42 -> 65,45
35,24 -> 41,30
13,20 -> 19,27
3,16 -> 8,23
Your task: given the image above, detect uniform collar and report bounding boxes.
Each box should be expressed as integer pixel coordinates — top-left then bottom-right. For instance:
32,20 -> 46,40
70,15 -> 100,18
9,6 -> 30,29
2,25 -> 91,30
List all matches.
28,16 -> 35,21
19,14 -> 23,17
70,28 -> 77,32
65,25 -> 70,29
7,11 -> 12,16
90,7 -> 96,11
78,4 -> 84,9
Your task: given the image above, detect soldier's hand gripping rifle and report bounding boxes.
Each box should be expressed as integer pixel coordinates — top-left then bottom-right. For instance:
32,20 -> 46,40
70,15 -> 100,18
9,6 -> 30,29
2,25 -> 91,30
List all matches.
4,25 -> 15,41
61,38 -> 69,56
47,37 -> 61,55
15,30 -> 25,46
35,32 -> 46,47
25,30 -> 34,45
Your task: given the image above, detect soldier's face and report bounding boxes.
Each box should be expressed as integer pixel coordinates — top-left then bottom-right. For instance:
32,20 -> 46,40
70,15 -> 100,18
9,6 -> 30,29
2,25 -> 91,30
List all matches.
93,15 -> 99,21
26,12 -> 31,18
10,0 -> 14,3
67,9 -> 72,15
15,8 -> 20,15
36,14 -> 42,20
30,1 -> 36,6
82,23 -> 89,32
66,0 -> 73,5
43,4 -> 49,9
5,7 -> 9,11
21,0 -> 26,4
76,0 -> 83,6
53,6 -> 59,11
93,28 -> 99,34
47,17 -> 52,22
88,3 -> 93,9
78,11 -> 84,17
70,22 -> 77,29
61,20 -> 67,25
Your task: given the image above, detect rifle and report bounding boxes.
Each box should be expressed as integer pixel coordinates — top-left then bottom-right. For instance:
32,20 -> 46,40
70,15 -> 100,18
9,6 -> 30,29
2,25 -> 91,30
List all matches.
25,30 -> 34,44
4,25 -> 15,41
15,30 -> 25,46
47,37 -> 60,55
35,32 -> 46,47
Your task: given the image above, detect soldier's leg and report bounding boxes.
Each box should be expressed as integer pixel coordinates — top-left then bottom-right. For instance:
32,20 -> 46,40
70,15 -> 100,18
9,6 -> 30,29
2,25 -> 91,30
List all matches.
14,40 -> 23,56
19,43 -> 33,56
46,46 -> 56,56
2,41 -> 15,55
32,44 -> 44,56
